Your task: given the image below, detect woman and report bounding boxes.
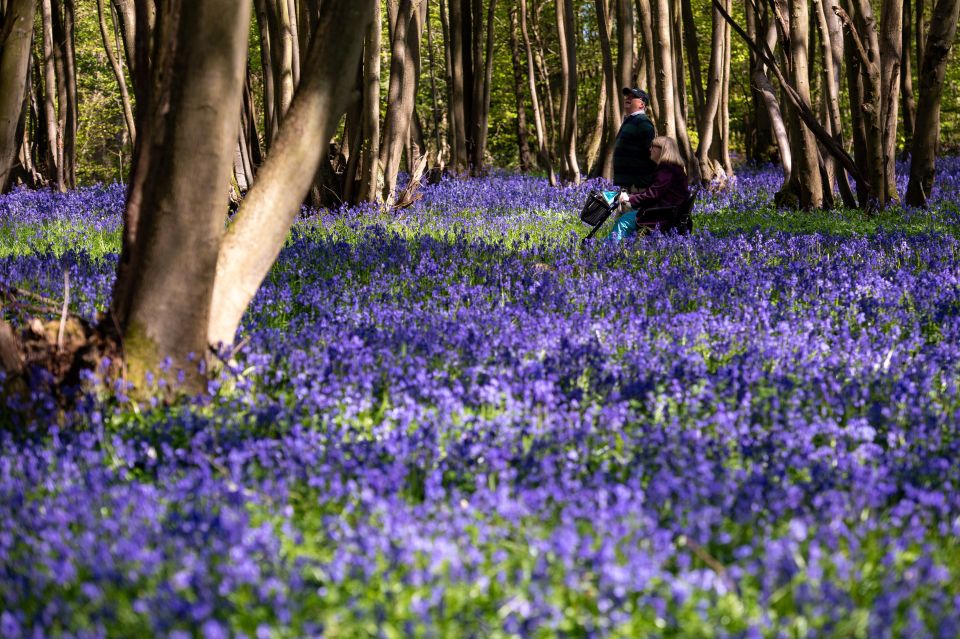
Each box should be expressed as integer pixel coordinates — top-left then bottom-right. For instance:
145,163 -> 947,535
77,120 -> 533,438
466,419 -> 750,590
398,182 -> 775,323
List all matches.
608,136 -> 689,241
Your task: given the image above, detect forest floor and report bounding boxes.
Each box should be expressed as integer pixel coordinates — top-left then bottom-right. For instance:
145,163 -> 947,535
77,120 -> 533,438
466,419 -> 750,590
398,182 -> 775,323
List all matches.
1,161 -> 960,637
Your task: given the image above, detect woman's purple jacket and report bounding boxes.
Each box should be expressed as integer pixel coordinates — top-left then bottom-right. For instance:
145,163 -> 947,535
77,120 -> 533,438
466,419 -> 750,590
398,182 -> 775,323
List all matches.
626,162 -> 689,217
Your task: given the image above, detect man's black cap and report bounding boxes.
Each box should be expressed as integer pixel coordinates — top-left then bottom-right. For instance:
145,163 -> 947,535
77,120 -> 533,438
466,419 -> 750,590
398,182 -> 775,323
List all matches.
622,87 -> 650,104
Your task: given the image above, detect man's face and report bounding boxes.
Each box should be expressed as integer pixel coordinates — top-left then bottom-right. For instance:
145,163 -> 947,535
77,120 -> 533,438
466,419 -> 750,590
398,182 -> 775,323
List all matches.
624,95 -> 644,111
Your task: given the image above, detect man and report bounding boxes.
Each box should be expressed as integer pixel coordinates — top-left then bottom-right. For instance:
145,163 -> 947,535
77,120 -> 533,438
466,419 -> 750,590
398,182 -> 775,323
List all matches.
613,88 -> 657,191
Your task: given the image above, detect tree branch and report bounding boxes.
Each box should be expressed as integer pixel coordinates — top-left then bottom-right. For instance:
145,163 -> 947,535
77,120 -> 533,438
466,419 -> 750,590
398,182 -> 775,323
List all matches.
831,5 -> 875,74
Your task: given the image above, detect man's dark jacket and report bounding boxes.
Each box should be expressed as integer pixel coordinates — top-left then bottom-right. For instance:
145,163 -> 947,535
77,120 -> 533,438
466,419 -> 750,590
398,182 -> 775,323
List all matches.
612,111 -> 656,190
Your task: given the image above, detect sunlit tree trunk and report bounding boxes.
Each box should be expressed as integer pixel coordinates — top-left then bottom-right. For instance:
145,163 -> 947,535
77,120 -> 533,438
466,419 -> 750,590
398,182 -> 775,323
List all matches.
900,0 -> 916,157
208,0 -> 374,348
0,0 -> 36,192
595,0 -> 620,179
697,0 -> 726,183
879,0 -> 902,201
471,0 -> 498,173
96,0 -> 135,148
788,0 -> 823,208
447,0 -> 468,171
111,0 -> 253,389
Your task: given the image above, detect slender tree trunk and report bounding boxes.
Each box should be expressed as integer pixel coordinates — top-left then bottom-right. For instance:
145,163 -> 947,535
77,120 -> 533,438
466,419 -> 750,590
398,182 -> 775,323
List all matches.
209,0 -> 374,348
358,0 -> 382,203
96,0 -> 135,147
596,0 -> 620,180
672,0 -> 696,179
906,0 -> 960,205
556,0 -> 580,182
652,0 -> 675,137
111,0 -> 252,389
683,0 -> 705,121
471,0 -> 498,173
39,0 -> 61,188
254,0 -> 277,148
0,0 -> 36,192
879,0 -> 902,202
427,0 -> 444,160
788,0 -> 823,208
508,6 -> 533,172
697,0 -> 726,183
51,0 -> 77,190
109,0 -> 136,76
519,0 -> 554,183
616,0 -> 634,91
635,0 -> 659,123
719,8 -> 732,174
901,0 -> 916,157
448,0 -> 468,171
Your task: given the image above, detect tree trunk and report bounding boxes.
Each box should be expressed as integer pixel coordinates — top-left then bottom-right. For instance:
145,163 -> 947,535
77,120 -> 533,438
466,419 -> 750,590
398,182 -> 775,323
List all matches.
426,0 -> 444,160
788,0 -> 823,208
447,0 -> 468,171
254,0 -> 277,147
683,0 -> 705,120
672,0 -> 697,179
651,0 -> 675,138
109,0 -> 136,76
595,0 -> 620,180
96,0 -> 135,148
111,0 -> 253,389
357,0 -> 382,203
508,6 -> 534,172
519,0 -> 554,183
380,0 -> 418,204
719,5 -> 732,175
51,0 -> 77,190
635,0 -> 658,119
208,0 -> 374,348
697,0 -> 726,183
901,0 -> 916,157
471,0 -> 498,174
39,0 -> 61,189
0,0 -> 36,192
879,0 -> 902,201
616,0 -> 634,92
906,0 -> 960,205
555,0 -> 580,183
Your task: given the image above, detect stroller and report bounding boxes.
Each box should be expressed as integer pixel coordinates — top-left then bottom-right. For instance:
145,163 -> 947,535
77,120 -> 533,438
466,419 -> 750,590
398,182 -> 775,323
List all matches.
578,187 -> 622,246
579,186 -> 698,245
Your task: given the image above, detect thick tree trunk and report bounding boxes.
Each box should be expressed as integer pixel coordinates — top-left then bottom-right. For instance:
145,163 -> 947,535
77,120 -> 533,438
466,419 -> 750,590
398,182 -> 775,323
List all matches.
0,0 -> 36,192
652,0 -> 675,138
555,0 -> 580,183
52,0 -> 77,190
208,0 -> 373,348
906,0 -> 960,205
110,0 -> 252,389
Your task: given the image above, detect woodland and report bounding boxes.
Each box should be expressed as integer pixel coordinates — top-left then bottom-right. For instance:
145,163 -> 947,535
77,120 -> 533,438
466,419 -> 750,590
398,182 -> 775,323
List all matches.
2,0 -> 960,636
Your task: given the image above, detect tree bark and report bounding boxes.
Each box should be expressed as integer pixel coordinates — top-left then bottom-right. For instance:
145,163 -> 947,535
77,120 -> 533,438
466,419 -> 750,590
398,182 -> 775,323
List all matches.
901,0 -> 916,156
879,0 -> 902,201
447,0 -> 468,171
555,0 -> 580,183
97,0 -> 136,148
508,6 -> 534,172
111,0 -> 252,389
39,0 -> 61,189
357,0 -> 381,203
788,0 -> 823,208
51,0 -> 77,190
595,0 -> 620,180
635,0 -> 659,119
697,0 -> 727,183
616,0 -> 635,92
380,0 -> 419,204
519,0 -> 554,183
208,0 -> 374,348
471,0 -> 498,173
0,0 -> 36,192
906,0 -> 960,205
